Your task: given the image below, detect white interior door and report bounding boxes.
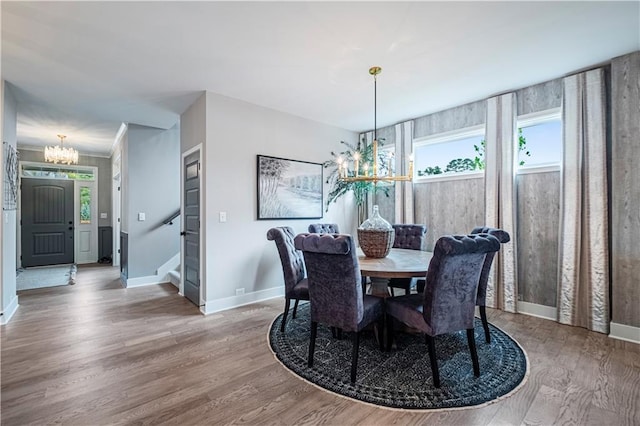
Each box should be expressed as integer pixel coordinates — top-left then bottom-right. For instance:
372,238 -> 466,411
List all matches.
75,180 -> 98,264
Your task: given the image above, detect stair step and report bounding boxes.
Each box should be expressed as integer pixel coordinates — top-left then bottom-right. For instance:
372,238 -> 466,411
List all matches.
168,269 -> 180,287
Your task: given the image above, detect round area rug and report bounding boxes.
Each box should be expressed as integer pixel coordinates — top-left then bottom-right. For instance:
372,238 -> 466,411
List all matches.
268,303 -> 528,410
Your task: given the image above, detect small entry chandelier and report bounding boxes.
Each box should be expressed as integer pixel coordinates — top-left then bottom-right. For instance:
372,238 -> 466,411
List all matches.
45,134 -> 79,165
337,66 -> 413,183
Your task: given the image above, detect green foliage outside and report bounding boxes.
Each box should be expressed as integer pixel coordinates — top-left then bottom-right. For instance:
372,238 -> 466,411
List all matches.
417,128 -> 531,176
324,137 -> 391,212
80,187 -> 91,223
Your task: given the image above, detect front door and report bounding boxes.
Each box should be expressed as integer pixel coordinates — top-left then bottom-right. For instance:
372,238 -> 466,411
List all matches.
183,151 -> 201,306
21,178 -> 74,267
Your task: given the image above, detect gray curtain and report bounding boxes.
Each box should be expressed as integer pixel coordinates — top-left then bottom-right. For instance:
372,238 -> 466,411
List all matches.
484,93 -> 519,313
558,68 -> 609,334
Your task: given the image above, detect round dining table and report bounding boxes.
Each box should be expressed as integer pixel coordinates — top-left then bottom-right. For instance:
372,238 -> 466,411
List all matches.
357,248 -> 433,297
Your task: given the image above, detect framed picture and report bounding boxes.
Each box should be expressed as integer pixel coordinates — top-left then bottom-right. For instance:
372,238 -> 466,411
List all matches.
257,155 -> 323,220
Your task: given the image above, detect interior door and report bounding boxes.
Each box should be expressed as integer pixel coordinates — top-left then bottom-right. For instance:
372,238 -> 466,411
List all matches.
21,178 -> 74,267
182,151 -> 201,306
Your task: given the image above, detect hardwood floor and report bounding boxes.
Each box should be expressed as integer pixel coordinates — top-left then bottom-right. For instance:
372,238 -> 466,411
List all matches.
1,264 -> 638,425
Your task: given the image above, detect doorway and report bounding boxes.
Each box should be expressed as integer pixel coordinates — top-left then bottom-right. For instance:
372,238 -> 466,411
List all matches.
19,162 -> 99,267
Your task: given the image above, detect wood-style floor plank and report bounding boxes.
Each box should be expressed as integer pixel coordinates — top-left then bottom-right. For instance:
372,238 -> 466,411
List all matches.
1,264 -> 639,425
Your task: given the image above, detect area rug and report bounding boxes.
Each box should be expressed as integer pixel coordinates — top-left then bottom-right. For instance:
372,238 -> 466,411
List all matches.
16,264 -> 77,291
269,303 -> 528,410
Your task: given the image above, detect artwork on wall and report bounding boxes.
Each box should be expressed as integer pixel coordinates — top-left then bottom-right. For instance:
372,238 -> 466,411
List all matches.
3,141 -> 19,210
257,155 -> 323,220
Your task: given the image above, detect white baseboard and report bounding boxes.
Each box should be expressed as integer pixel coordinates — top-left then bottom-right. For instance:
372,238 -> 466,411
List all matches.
609,322 -> 640,344
517,301 -> 557,321
202,286 -> 284,315
0,295 -> 20,325
125,275 -> 168,288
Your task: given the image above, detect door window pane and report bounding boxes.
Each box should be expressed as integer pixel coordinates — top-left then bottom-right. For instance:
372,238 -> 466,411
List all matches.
80,186 -> 91,224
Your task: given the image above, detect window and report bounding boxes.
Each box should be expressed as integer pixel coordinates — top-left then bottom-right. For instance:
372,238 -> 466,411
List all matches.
413,126 -> 485,177
21,164 -> 95,180
517,109 -> 562,169
80,186 -> 91,224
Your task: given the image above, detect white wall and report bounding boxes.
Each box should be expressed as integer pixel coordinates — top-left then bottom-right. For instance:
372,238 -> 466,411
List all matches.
1,81 -> 19,323
125,123 -> 181,278
197,91 -> 357,310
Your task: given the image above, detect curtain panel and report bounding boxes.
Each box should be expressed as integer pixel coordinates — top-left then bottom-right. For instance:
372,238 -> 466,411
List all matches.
558,69 -> 609,334
484,93 -> 519,313
394,120 -> 414,224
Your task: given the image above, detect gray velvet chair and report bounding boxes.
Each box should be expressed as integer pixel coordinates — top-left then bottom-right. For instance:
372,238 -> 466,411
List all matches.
307,223 -> 340,234
388,224 -> 427,296
267,227 -> 309,333
294,233 -> 384,384
469,227 -> 511,343
386,234 -> 501,388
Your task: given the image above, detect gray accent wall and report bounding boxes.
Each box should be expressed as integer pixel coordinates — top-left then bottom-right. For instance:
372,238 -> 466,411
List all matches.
124,123 -> 180,278
611,51 -> 640,329
414,100 -> 486,139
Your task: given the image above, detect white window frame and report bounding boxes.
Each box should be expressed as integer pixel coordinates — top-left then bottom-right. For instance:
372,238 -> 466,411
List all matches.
413,124 -> 485,182
516,107 -> 562,173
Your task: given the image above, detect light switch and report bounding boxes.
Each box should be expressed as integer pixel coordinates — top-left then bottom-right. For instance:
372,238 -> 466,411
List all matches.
138,212 -> 146,221
100,212 -> 108,219
219,211 -> 227,223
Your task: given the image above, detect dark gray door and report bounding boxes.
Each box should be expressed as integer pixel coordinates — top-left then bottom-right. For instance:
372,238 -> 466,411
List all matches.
21,178 -> 74,267
183,151 -> 201,306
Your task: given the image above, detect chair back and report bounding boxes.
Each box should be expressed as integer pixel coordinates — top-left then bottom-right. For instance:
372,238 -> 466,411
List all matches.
266,227 -> 306,298
294,233 -> 362,331
392,224 -> 427,250
469,227 -> 511,306
423,234 -> 500,335
307,223 -> 340,234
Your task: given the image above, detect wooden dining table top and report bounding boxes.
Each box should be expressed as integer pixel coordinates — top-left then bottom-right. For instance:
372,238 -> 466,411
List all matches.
357,248 -> 433,279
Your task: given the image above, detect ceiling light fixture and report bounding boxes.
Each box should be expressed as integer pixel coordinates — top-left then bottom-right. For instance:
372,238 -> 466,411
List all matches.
337,67 -> 413,183
44,134 -> 79,165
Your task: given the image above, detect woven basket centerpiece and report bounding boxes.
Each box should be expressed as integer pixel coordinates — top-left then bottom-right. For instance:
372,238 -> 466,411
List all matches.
357,205 -> 395,258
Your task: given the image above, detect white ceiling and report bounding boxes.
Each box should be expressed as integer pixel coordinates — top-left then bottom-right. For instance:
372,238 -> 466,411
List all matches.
2,1 -> 639,156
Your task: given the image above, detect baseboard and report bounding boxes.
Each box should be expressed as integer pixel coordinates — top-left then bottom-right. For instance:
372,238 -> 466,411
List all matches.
125,275 -> 168,288
202,286 -> 284,315
609,322 -> 640,344
0,295 -> 20,325
517,301 -> 557,321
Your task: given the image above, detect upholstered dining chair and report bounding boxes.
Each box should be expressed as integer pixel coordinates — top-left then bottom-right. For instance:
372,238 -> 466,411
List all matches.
266,227 -> 309,333
469,227 -> 511,343
307,223 -> 340,234
386,234 -> 501,388
294,233 -> 385,384
388,224 -> 427,296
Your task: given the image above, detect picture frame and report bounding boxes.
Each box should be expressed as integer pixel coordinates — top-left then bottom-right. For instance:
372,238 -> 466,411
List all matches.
257,155 -> 323,220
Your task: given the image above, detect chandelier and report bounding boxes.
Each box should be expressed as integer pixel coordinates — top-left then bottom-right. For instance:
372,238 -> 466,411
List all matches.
44,134 -> 79,165
337,66 -> 413,183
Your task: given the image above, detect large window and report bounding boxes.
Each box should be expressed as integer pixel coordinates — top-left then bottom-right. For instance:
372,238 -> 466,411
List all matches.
517,109 -> 562,169
413,126 -> 485,177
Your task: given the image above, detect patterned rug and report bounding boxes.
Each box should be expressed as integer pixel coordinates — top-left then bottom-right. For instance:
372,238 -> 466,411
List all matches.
269,303 -> 528,410
16,264 -> 77,291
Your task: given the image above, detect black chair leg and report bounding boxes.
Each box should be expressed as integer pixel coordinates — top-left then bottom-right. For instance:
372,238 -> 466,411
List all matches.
377,317 -> 385,351
426,335 -> 440,388
351,331 -> 360,384
386,315 -> 394,352
292,299 -> 300,319
280,298 -> 291,332
361,275 -> 367,295
337,328 -> 343,340
390,287 -> 395,297
479,305 -> 491,343
308,321 -> 318,367
467,328 -> 480,377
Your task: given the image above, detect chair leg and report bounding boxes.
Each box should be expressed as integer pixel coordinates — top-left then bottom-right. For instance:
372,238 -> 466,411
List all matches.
386,315 -> 394,352
426,335 -> 440,388
390,286 -> 395,297
280,298 -> 291,332
308,321 -> 318,367
361,275 -> 367,295
351,331 -> 360,384
479,305 -> 491,343
292,299 -> 300,319
377,317 -> 385,351
467,328 -> 480,377
416,280 -> 425,293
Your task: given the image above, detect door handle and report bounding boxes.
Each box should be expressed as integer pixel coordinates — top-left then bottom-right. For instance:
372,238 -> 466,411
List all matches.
69,227 -> 74,230
180,231 -> 186,236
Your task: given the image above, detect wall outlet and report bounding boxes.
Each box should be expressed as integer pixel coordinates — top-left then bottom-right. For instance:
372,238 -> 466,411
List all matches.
138,212 -> 145,221
100,212 -> 108,219
219,211 -> 227,223
235,288 -> 245,296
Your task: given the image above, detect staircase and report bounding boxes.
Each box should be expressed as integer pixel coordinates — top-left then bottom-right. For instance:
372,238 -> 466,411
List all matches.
168,266 -> 180,287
